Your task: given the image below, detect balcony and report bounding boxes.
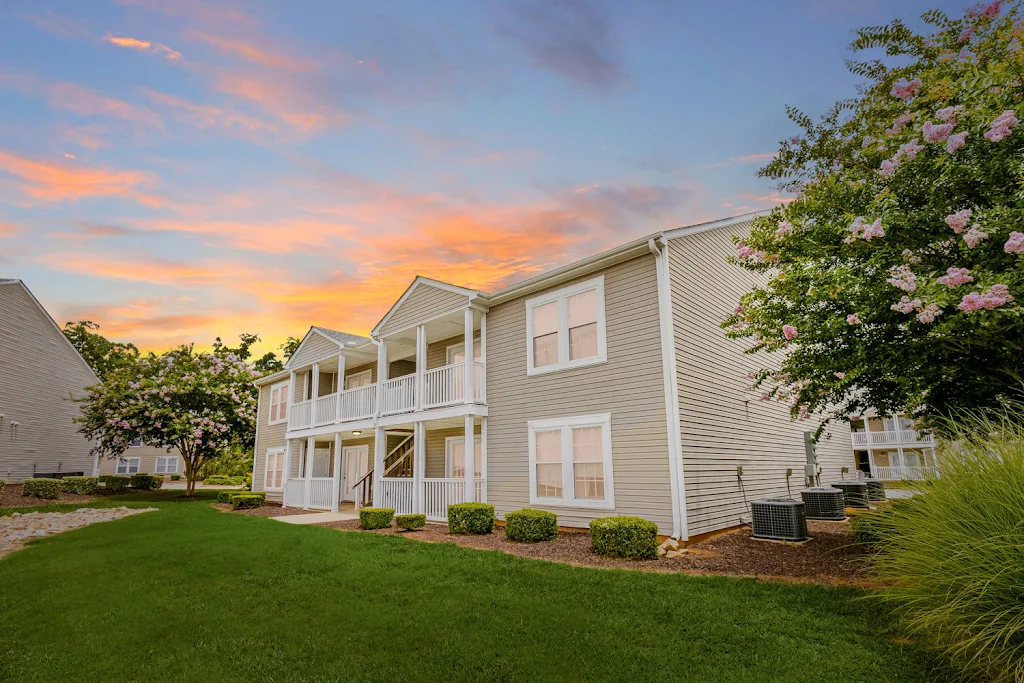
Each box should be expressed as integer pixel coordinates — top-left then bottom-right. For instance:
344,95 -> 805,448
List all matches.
851,429 -> 934,447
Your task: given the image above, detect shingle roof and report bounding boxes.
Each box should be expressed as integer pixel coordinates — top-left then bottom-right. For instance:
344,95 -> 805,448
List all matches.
311,326 -> 372,347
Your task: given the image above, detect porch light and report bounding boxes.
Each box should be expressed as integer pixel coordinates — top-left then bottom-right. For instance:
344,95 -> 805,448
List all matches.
351,430 -> 361,436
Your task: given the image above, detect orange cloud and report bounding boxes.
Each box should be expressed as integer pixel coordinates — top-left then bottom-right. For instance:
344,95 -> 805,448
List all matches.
187,30 -> 316,71
0,222 -> 21,237
45,82 -> 163,129
38,252 -> 275,288
104,34 -> 182,60
141,88 -> 278,135
0,150 -> 158,203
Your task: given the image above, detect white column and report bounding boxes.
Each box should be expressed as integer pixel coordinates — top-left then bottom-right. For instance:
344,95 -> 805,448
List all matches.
415,325 -> 425,411
335,353 -> 346,422
375,340 -> 388,416
331,432 -> 342,512
303,436 -> 314,509
464,414 -> 474,502
287,371 -> 296,427
282,439 -> 292,507
413,421 -> 426,514
311,363 -> 321,424
479,312 -> 486,402
464,308 -> 474,405
480,416 -> 487,502
372,425 -> 385,507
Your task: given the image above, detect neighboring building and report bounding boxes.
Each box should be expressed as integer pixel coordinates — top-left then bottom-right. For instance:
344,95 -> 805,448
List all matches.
251,212 -> 853,541
97,441 -> 184,478
850,412 -> 938,480
0,279 -> 100,482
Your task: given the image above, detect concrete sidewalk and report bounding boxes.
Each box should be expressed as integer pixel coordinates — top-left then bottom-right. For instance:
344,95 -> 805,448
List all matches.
271,511 -> 359,525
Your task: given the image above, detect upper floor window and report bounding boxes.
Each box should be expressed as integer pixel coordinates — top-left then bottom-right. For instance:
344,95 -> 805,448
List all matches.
344,369 -> 373,390
528,413 -> 614,509
525,276 -> 606,376
268,381 -> 290,425
446,341 -> 481,366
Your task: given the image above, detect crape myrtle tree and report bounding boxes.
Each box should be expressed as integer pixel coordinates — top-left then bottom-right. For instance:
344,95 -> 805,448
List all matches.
724,1 -> 1024,432
78,343 -> 260,496
63,320 -> 140,380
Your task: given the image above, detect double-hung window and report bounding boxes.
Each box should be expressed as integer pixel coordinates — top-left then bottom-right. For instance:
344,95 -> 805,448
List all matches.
445,436 -> 482,478
344,369 -> 372,390
116,457 -> 140,475
528,413 -> 613,509
264,449 -> 285,490
154,456 -> 178,474
268,381 -> 290,424
525,276 -> 606,375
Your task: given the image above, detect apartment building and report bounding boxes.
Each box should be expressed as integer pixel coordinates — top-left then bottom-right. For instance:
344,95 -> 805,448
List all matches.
251,212 -> 853,540
850,413 -> 938,480
97,441 -> 184,478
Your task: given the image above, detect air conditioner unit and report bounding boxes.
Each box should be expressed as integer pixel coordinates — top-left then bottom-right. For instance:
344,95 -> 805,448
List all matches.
750,499 -> 808,542
800,487 -> 846,521
832,481 -> 870,508
860,478 -> 886,502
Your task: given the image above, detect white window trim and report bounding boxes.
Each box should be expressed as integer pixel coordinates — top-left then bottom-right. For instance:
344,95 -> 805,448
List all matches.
525,275 -> 607,376
154,456 -> 178,474
527,413 -> 614,510
445,340 -> 482,366
268,380 -> 289,425
344,369 -> 373,390
116,457 -> 141,475
128,438 -> 143,448
444,435 -> 482,478
264,448 -> 285,491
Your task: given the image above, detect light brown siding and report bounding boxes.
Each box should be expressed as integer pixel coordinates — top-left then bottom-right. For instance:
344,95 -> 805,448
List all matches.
290,332 -> 340,368
668,223 -> 853,537
425,333 -> 481,371
252,381 -> 289,502
98,446 -> 181,477
0,282 -> 99,483
424,425 -> 481,478
485,255 -> 675,532
378,283 -> 468,337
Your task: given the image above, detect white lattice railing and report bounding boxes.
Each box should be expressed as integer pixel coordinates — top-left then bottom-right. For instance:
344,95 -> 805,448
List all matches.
871,466 -> 938,481
289,400 -> 313,430
314,394 -> 337,426
307,477 -> 335,509
381,375 -> 416,415
283,478 -> 304,507
422,478 -> 486,521
340,384 -> 376,420
378,478 -> 415,514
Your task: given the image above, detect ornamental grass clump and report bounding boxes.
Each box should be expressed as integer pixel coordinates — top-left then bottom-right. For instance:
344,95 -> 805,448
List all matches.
868,409 -> 1024,682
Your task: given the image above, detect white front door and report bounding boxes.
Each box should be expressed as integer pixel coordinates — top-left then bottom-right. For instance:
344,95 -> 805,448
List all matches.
341,445 -> 369,502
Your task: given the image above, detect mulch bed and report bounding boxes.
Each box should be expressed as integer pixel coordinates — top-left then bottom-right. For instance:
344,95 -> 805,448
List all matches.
212,503 -> 321,517
314,519 -> 874,586
0,483 -> 126,508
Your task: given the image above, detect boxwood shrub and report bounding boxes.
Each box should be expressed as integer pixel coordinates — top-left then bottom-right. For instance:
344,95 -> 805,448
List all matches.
105,476 -> 130,492
505,508 -> 558,542
231,492 -> 266,510
590,516 -> 659,560
22,478 -> 60,499
217,489 -> 244,504
170,474 -> 181,481
447,502 -> 495,535
359,507 -> 395,530
203,475 -> 245,486
395,513 -> 426,531
59,476 -> 98,495
0,478 -> 6,493
130,473 -> 163,490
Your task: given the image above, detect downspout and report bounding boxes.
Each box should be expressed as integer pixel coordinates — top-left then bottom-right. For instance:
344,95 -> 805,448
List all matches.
649,237 -> 690,541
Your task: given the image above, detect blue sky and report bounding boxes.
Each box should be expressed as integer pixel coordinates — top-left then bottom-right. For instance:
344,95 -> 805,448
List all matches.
0,0 -> 970,352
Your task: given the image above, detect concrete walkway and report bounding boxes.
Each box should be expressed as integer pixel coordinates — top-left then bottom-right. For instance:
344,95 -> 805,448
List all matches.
271,511 -> 359,525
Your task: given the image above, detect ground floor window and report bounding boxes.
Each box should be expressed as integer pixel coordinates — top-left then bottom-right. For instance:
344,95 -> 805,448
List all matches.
116,457 -> 140,475
154,456 -> 178,474
445,435 -> 482,478
264,449 -> 285,490
527,413 -> 613,509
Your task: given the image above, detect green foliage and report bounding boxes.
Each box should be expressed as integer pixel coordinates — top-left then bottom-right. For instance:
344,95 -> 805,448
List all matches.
395,514 -> 426,531
447,503 -> 495,535
867,409 -> 1024,682
170,474 -> 181,481
62,320 -> 139,381
589,516 -> 659,560
130,474 -> 163,490
230,493 -> 265,510
0,479 -> 5,493
104,476 -> 130,492
198,444 -> 252,479
203,475 -> 245,486
724,3 -> 1024,431
217,489 -> 246,503
59,476 -> 98,495
504,508 -> 558,543
358,507 -> 394,530
22,478 -> 60,499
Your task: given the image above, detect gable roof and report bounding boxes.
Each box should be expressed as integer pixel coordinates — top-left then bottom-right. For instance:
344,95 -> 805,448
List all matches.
0,279 -> 100,383
284,325 -> 372,370
371,276 -> 483,337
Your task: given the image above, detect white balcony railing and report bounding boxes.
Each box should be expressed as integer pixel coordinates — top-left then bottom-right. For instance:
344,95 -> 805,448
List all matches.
290,400 -> 313,430
871,466 -> 938,481
851,429 -> 934,447
340,384 -> 376,421
378,477 -> 415,514
381,375 -> 416,416
283,478 -> 305,507
422,362 -> 486,409
314,394 -> 338,426
422,477 -> 486,521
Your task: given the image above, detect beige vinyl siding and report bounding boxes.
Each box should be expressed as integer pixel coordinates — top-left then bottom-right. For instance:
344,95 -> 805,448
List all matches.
668,223 -> 853,537
253,381 -> 288,502
0,281 -> 98,483
97,446 -> 181,476
344,362 -> 377,385
424,425 -> 481,478
290,332 -> 341,368
425,333 -> 481,371
485,254 -> 675,533
378,284 -> 468,337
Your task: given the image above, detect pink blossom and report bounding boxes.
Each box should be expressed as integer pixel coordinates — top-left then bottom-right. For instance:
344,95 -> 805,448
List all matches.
846,313 -> 862,325
885,112 -> 914,136
887,265 -> 918,292
891,296 -> 922,314
1005,232 -> 1024,253
958,284 -> 1014,312
935,105 -> 963,123
760,392 -> 771,402
891,77 -> 922,102
964,224 -> 988,248
834,372 -> 846,379
898,138 -> 925,161
902,249 -> 921,264
922,121 -> 954,143
944,209 -> 972,233
775,220 -> 793,238
980,0 -> 1004,19
782,325 -> 798,340
984,110 -> 1019,142
797,403 -> 811,421
936,267 -> 974,288
879,159 -> 897,177
945,131 -> 968,153
733,305 -> 746,315
862,218 -> 885,240
916,303 -> 943,323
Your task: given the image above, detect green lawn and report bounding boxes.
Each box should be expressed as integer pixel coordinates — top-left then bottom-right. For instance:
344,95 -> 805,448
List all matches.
0,493 -> 940,682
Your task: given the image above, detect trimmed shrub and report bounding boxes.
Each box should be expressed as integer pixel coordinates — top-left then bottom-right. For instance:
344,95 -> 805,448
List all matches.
590,516 -> 658,560
244,473 -> 253,491
447,502 -> 495,535
505,508 -> 558,543
359,507 -> 394,530
217,489 -> 243,504
0,478 -> 6,493
170,474 -> 181,481
105,476 -> 130,492
203,475 -> 245,486
395,514 -> 426,531
231,492 -> 266,510
22,478 -> 60,499
130,473 -> 163,490
59,476 -> 98,495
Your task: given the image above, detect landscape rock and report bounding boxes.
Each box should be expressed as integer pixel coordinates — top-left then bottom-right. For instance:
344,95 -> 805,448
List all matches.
0,507 -> 158,558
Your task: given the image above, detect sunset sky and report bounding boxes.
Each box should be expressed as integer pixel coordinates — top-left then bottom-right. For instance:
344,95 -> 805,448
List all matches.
0,0 -> 965,355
